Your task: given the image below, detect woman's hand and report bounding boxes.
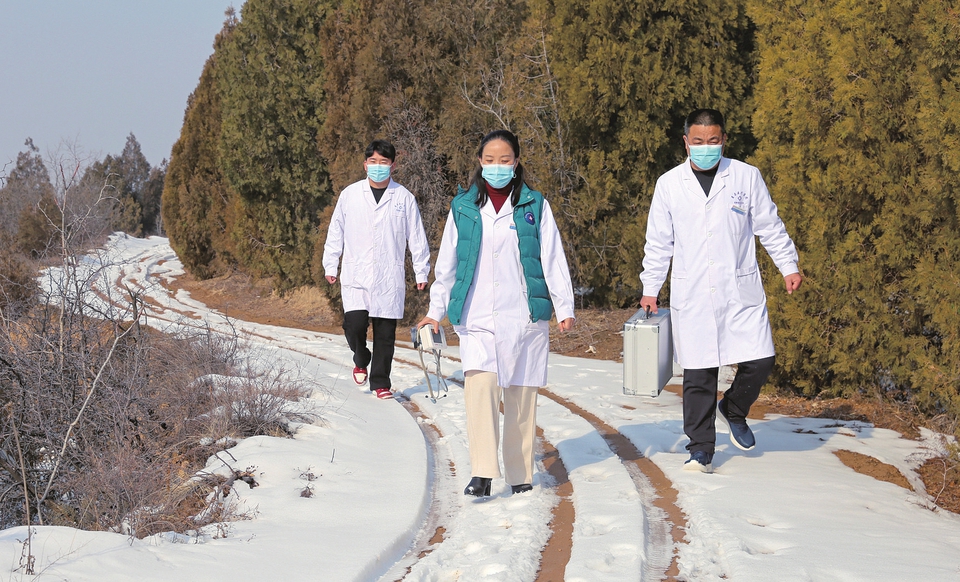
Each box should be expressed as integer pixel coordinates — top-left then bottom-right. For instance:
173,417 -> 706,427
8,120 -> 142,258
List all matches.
558,317 -> 575,332
417,316 -> 441,333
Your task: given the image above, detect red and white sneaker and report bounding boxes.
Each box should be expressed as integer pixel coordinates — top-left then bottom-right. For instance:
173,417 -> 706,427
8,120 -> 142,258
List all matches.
352,367 -> 368,385
374,388 -> 393,400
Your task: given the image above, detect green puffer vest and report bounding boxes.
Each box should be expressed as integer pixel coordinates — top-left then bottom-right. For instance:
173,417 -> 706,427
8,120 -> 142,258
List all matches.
446,183 -> 553,325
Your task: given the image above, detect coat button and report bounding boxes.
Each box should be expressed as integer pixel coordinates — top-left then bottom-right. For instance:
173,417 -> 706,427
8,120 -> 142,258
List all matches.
707,231 -> 713,237
494,282 -> 500,287
711,287 -> 716,293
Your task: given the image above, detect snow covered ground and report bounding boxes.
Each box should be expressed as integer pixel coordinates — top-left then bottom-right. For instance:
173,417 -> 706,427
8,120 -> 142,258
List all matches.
5,234 -> 960,581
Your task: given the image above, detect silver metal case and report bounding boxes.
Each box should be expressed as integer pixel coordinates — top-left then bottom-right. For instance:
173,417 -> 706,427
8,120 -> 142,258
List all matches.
622,308 -> 674,397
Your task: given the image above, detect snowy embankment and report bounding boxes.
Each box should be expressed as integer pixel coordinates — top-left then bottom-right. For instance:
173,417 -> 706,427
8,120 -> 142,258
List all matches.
3,234 -> 959,581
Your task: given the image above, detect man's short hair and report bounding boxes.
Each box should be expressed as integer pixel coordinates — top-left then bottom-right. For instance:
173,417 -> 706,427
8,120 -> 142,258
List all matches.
364,140 -> 396,162
684,109 -> 726,135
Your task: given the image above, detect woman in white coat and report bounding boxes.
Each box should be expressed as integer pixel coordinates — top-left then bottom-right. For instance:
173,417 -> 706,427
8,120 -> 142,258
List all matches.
418,130 -> 575,497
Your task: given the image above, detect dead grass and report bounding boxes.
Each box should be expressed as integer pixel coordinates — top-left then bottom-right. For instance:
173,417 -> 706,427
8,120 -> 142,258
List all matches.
168,270 -> 343,334
548,307 -> 637,360
917,454 -> 960,514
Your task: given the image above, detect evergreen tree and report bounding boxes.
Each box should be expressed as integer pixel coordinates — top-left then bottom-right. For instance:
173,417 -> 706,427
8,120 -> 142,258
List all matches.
748,0 -> 960,430
316,0 -> 529,190
16,190 -> 62,259
141,161 -> 165,235
216,0 -> 333,288
544,0 -> 757,304
162,11 -> 240,279
78,134 -> 156,237
0,138 -> 55,240
907,0 -> 960,426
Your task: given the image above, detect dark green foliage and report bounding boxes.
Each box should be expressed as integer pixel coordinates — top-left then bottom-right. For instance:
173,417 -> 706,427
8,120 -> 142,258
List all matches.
748,0 -> 960,430
80,134 -> 158,237
0,139 -> 55,240
545,0 -> 757,304
0,246 -> 38,317
216,0 -> 332,288
141,162 -> 166,236
162,13 -> 240,279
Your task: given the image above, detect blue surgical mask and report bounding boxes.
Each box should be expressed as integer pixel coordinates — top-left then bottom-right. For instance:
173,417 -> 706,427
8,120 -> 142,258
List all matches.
481,164 -> 515,189
367,163 -> 391,183
688,144 -> 723,170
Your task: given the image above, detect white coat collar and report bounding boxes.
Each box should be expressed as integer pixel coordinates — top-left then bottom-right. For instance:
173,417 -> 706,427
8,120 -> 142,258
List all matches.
480,190 -> 515,219
361,178 -> 397,208
680,157 -> 731,200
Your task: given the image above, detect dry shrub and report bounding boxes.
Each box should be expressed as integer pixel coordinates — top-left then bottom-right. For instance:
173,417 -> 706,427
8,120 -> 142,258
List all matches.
0,300 -> 320,538
200,364 -> 317,438
0,247 -> 38,317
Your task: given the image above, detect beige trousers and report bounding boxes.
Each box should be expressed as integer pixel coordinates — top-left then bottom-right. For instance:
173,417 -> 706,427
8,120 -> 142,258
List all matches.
464,370 -> 539,485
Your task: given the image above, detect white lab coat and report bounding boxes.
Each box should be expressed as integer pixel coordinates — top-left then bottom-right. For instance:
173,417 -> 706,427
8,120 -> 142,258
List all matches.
640,157 -> 799,370
427,196 -> 575,388
322,179 -> 430,319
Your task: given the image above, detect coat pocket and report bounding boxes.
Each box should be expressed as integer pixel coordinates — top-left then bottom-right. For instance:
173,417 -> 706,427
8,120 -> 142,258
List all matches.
736,267 -> 766,307
669,270 -> 688,310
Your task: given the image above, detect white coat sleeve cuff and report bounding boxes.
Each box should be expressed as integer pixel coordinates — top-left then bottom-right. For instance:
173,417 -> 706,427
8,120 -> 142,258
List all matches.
642,284 -> 663,298
426,307 -> 446,322
778,262 -> 799,277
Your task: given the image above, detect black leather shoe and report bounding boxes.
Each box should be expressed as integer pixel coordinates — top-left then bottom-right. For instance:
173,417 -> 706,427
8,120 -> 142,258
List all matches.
464,477 -> 492,497
511,484 -> 533,494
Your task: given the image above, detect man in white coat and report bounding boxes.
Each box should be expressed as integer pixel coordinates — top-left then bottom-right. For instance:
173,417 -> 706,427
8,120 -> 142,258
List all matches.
322,140 -> 431,400
640,109 -> 803,472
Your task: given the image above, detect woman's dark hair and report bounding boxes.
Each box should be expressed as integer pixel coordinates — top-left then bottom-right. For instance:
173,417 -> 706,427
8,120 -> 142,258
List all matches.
468,129 -> 529,207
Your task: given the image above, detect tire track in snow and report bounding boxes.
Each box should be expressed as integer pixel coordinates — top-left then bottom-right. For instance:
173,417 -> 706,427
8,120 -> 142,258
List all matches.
391,393 -> 456,573
390,376 -> 574,581
534,427 -> 574,581
540,389 -> 686,580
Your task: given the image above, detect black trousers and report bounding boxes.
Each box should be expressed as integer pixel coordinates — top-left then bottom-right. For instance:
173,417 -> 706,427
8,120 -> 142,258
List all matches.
342,310 -> 397,390
682,356 -> 776,454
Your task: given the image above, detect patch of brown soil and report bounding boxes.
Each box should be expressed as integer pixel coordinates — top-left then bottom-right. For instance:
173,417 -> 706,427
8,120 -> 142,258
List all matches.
167,270 -> 343,334
833,450 -> 912,491
541,389 -> 685,579
750,394 -> 922,439
917,455 -> 960,514
548,308 -> 637,361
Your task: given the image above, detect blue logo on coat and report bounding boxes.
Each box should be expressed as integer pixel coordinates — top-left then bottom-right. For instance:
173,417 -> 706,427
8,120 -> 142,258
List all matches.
524,212 -> 535,225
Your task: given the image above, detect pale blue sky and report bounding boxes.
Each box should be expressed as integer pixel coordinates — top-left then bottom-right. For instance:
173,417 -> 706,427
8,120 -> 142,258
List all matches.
1,1 -> 232,172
